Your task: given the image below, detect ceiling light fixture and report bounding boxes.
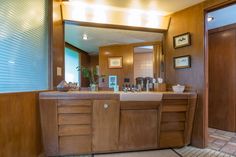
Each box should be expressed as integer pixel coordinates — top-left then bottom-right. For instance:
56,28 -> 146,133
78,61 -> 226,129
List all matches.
207,16 -> 214,22
82,34 -> 88,40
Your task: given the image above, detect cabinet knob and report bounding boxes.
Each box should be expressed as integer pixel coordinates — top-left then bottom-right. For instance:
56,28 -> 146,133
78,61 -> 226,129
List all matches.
104,104 -> 109,109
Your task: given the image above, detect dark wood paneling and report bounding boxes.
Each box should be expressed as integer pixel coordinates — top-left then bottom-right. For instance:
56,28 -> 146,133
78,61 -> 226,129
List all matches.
80,52 -> 91,87
208,27 -> 236,131
53,0 -> 65,87
99,45 -> 134,88
90,55 -> 99,69
0,92 -> 43,157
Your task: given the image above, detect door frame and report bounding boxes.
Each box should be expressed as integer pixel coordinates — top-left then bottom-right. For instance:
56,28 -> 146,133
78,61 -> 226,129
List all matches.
204,0 -> 236,147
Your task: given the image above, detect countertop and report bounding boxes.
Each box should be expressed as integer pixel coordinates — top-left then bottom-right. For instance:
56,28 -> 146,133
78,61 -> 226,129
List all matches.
39,91 -> 197,100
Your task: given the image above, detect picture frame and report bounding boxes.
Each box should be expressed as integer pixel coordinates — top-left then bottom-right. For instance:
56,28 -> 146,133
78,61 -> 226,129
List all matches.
173,32 -> 191,49
108,75 -> 117,88
174,55 -> 191,69
108,57 -> 123,69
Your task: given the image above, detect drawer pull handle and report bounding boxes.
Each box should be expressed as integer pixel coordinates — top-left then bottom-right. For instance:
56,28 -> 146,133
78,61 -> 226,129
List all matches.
104,104 -> 109,109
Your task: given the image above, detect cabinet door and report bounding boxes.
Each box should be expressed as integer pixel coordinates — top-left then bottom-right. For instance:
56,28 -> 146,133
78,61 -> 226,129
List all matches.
119,109 -> 158,150
92,100 -> 120,152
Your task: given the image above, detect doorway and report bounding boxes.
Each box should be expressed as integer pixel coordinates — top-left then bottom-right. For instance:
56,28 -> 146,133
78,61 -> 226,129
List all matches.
133,46 -> 154,81
205,3 -> 236,155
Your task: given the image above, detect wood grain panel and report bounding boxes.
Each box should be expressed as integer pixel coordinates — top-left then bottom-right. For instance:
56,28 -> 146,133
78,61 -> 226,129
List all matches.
40,99 -> 58,156
92,100 -> 120,152
59,125 -> 91,136
59,136 -> 92,155
161,122 -> 185,131
58,114 -> 91,125
58,106 -> 91,114
208,27 -> 236,131
120,101 -> 160,110
159,131 -> 184,148
58,99 -> 91,106
90,55 -> 99,69
99,45 -> 134,88
162,112 -> 186,122
119,110 -> 158,150
0,92 -> 43,157
53,0 -> 65,87
162,104 -> 187,112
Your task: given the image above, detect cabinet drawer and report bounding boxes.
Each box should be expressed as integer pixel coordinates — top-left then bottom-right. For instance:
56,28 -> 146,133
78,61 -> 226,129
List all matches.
159,131 -> 184,148
58,114 -> 91,125
161,122 -> 185,131
162,104 -> 187,112
58,106 -> 91,114
162,112 -> 186,122
58,100 -> 91,106
162,99 -> 188,105
59,136 -> 91,155
59,125 -> 91,136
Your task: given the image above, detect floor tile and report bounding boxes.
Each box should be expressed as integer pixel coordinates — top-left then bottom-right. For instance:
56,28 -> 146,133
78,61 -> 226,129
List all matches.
94,150 -> 179,157
221,143 -> 236,154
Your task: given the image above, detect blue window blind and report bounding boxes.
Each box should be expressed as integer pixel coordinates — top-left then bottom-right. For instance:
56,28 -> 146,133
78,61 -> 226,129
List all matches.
0,0 -> 49,93
65,48 -> 80,84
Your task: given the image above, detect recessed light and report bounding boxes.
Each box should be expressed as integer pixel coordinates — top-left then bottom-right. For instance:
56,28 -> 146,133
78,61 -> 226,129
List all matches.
82,34 -> 88,40
207,16 -> 214,22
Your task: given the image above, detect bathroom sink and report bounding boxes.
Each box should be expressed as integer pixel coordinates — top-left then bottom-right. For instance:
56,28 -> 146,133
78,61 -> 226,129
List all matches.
119,92 -> 163,101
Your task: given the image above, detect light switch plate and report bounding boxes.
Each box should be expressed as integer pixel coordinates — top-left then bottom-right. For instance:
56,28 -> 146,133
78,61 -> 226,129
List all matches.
57,67 -> 62,76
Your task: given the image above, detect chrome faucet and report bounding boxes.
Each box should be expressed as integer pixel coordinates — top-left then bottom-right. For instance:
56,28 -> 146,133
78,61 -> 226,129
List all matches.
146,80 -> 149,92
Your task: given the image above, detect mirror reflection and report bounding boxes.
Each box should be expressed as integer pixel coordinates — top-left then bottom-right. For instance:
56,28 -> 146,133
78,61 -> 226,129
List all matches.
64,23 -> 164,89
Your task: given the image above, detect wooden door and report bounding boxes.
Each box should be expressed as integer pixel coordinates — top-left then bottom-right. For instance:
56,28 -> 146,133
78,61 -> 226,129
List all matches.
92,100 -> 120,152
209,27 -> 236,131
119,109 -> 158,150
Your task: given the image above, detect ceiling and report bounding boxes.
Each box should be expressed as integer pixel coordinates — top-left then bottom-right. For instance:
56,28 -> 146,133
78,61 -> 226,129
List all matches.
65,24 -> 163,54
134,46 -> 153,54
207,4 -> 236,30
67,0 -> 206,16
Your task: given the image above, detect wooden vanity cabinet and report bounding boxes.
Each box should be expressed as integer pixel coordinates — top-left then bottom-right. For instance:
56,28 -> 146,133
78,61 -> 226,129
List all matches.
92,100 -> 120,152
159,96 -> 197,148
40,99 -> 93,156
39,92 -> 197,156
119,102 -> 161,151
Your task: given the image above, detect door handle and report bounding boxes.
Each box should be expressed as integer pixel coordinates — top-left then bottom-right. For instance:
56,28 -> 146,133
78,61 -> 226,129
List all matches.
104,104 -> 109,109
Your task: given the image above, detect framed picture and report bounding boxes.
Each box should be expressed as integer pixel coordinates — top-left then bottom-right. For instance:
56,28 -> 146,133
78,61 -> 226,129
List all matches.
109,75 -> 117,88
174,55 -> 191,69
173,32 -> 191,49
108,57 -> 123,68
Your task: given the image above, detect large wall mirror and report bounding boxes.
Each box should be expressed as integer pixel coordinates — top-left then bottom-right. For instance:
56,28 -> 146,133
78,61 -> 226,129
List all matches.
64,22 -> 164,88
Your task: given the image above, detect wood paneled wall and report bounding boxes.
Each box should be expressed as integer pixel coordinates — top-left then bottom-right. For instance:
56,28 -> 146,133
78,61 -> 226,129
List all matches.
90,55 -> 99,69
99,45 -> 134,88
0,92 -> 43,157
53,0 -> 65,88
164,0 -> 236,148
99,42 -> 161,88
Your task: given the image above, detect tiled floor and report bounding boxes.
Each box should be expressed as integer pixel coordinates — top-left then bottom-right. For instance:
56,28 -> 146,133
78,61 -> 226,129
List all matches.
94,150 -> 179,157
208,128 -> 236,156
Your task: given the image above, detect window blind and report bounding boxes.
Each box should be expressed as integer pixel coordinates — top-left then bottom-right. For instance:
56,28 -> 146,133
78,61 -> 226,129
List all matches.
0,0 -> 49,92
65,47 -> 80,84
